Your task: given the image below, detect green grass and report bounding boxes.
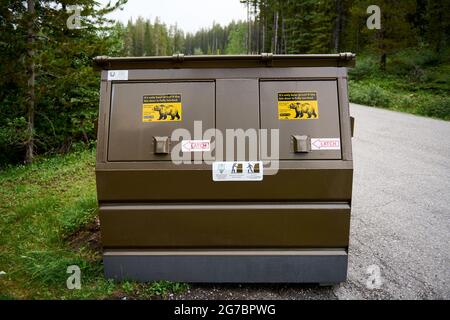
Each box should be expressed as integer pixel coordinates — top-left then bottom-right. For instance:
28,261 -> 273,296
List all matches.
0,149 -> 189,299
349,49 -> 450,120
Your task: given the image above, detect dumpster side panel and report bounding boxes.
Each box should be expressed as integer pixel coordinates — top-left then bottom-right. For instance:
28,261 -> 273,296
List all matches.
96,168 -> 353,202
99,203 -> 350,248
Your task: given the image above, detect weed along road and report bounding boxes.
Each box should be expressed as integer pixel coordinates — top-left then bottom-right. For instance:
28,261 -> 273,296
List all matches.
174,103 -> 450,300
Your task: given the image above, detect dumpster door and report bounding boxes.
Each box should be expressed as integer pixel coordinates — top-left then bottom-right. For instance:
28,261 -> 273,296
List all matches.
260,80 -> 342,160
108,81 -> 215,161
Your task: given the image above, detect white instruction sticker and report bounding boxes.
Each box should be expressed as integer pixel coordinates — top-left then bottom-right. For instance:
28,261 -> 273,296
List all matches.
311,138 -> 341,150
213,161 -> 263,182
107,70 -> 128,81
182,140 -> 210,152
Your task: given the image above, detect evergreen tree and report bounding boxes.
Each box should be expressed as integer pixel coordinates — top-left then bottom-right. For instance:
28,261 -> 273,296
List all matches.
425,0 -> 450,53
226,23 -> 247,54
0,0 -> 126,164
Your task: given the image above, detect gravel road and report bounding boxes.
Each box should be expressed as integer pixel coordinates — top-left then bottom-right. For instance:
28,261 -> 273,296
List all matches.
173,104 -> 450,300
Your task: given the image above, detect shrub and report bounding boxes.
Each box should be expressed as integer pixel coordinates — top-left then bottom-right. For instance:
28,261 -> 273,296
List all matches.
349,56 -> 379,80
416,96 -> 450,120
389,48 -> 441,79
349,81 -> 392,108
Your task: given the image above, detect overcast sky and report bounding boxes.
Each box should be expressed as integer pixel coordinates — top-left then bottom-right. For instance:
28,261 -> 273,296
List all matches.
100,0 -> 248,33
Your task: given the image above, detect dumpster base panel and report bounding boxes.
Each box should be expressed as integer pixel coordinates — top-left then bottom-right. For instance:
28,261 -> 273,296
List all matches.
103,250 -> 348,283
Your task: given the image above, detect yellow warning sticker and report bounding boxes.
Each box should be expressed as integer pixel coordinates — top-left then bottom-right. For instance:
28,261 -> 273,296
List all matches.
142,94 -> 182,122
277,92 -> 319,120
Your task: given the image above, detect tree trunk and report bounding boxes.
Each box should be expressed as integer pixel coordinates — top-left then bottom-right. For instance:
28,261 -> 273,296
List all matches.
25,0 -> 35,164
380,52 -> 387,70
247,2 -> 251,54
262,13 -> 266,53
356,24 -> 360,53
256,14 -> 260,53
333,0 -> 343,52
281,13 -> 286,54
271,11 -> 279,53
435,9 -> 443,53
378,28 -> 386,70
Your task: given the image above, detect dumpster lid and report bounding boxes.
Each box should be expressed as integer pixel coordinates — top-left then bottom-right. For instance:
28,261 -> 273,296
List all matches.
93,53 -> 356,70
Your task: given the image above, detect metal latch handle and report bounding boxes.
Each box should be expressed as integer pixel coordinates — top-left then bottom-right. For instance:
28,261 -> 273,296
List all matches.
292,135 -> 310,153
153,136 -> 170,154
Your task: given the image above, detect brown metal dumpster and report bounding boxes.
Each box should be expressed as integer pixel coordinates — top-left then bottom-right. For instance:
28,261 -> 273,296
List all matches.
94,53 -> 355,283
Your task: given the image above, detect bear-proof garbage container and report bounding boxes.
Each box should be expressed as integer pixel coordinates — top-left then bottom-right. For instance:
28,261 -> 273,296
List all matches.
94,53 -> 355,283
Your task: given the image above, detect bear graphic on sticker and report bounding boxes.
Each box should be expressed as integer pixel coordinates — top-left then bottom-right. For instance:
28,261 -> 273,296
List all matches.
154,105 -> 180,120
289,102 -> 317,119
